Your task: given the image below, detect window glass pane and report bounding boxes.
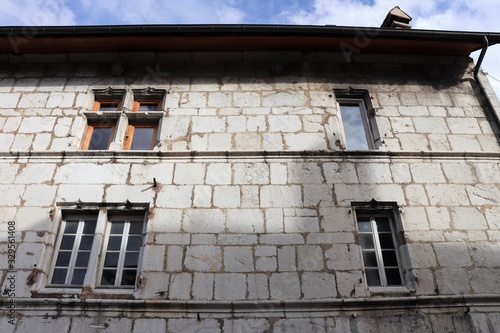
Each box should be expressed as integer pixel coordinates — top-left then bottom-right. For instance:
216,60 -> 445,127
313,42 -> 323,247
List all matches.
55,252 -> 72,267
365,268 -> 381,286
340,104 -> 369,150
357,221 -> 372,232
71,269 -> 87,285
83,220 -> 97,234
385,268 -> 402,285
88,127 -> 113,150
64,221 -> 79,233
107,236 -> 122,250
359,234 -> 375,249
104,252 -> 120,267
378,233 -> 395,250
129,221 -> 144,234
110,222 -> 124,234
98,102 -> 119,111
60,235 -> 76,250
75,252 -> 91,267
121,270 -> 137,286
376,217 -> 391,231
362,251 -> 378,268
124,253 -> 139,268
100,270 -> 116,285
126,236 -> 142,251
79,235 -> 94,250
382,250 -> 399,266
51,268 -> 67,284
138,103 -> 159,111
130,127 -> 155,150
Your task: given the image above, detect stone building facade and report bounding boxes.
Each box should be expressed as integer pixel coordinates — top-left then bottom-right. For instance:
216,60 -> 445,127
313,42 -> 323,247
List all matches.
1,21 -> 500,332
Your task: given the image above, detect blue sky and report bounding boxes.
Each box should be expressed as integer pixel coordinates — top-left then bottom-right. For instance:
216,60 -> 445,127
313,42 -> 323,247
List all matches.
2,0 -> 500,94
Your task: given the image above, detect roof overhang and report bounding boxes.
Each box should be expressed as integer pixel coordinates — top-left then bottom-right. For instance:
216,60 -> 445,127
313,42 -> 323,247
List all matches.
0,24 -> 499,56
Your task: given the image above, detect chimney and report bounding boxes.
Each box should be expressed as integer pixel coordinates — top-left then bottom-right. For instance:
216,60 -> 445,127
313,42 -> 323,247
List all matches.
381,6 -> 412,29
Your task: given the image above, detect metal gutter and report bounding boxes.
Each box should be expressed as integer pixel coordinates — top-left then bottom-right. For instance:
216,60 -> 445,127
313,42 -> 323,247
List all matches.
1,24 -> 500,45
473,36 -> 500,142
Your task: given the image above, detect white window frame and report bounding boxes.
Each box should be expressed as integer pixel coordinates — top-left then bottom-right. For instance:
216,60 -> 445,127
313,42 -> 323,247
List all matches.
353,201 -> 413,291
334,87 -> 381,150
97,214 -> 147,288
47,205 -> 147,291
337,98 -> 376,150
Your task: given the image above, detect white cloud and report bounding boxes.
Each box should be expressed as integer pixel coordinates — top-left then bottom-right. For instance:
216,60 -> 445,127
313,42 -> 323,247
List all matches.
0,0 -> 76,25
281,0 -> 500,96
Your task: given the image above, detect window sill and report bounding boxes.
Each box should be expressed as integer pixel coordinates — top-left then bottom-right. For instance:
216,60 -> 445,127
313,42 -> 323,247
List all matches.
32,287 -> 137,299
368,286 -> 414,296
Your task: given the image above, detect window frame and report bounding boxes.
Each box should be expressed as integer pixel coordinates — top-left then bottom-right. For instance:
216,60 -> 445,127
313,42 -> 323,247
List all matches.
48,214 -> 98,287
352,200 -> 412,291
334,87 -> 381,150
47,205 -> 148,291
81,121 -> 117,150
132,100 -> 162,112
123,121 -> 159,150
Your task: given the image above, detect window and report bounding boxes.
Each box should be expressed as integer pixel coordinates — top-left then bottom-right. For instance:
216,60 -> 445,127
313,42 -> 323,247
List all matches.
354,201 -> 408,288
124,121 -> 158,150
81,120 -> 116,150
334,88 -> 381,150
49,207 -> 147,289
80,86 -> 166,151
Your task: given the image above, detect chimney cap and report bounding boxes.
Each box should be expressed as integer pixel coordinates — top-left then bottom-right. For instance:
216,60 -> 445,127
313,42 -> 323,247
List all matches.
381,6 -> 412,29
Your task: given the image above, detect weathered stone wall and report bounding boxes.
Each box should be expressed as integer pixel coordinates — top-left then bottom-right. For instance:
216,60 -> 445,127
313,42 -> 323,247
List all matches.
0,52 -> 498,153
1,52 -> 500,332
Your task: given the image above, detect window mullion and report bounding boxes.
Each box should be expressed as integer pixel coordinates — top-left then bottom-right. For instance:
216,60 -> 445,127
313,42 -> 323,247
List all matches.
116,220 -> 130,287
371,217 -> 387,287
66,219 -> 84,285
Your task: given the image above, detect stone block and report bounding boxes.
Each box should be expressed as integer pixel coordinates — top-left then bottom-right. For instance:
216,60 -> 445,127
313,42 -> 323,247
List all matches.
233,92 -> 261,107
193,185 -> 212,208
447,118 -> 481,134
214,273 -> 246,300
183,208 -> 224,233
224,246 -> 254,272
224,319 -> 271,333
323,162 -> 358,184
166,246 -> 183,271
205,163 -> 231,184
261,185 -> 302,208
284,133 -> 328,150
0,93 -> 20,108
0,133 -> 14,150
451,207 -> 487,230
133,319 -> 167,333
218,234 -> 257,245
169,273 -> 192,300
157,185 -> 193,208
435,268 -> 471,294
141,245 -> 166,271
268,115 -> 302,132
239,186 -> 258,207
434,242 -> 471,267
233,163 -> 269,185
213,186 -> 240,208
192,273 -> 214,300
168,319 -> 221,333
413,117 -> 449,133
270,273 -> 301,300
325,244 -> 361,271
265,208 -> 284,233
226,209 -> 264,233
184,246 -> 222,271
391,117 -> 415,133
173,163 -> 205,184
336,271 -> 366,298
22,184 -> 57,207
448,135 -> 482,151
408,243 -> 437,268
247,115 -> 267,132
18,93 -> 49,108
192,116 -> 225,133
466,184 -> 500,206
129,163 -> 174,185
284,216 -> 320,233
469,243 -> 500,267
410,163 -> 446,183
270,163 -> 287,184
426,184 -> 469,206
208,133 -> 232,150
302,272 -> 337,299
303,184 -> 333,207
278,246 -> 296,271
356,163 -> 393,184
227,116 -> 246,132
297,245 -> 324,271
